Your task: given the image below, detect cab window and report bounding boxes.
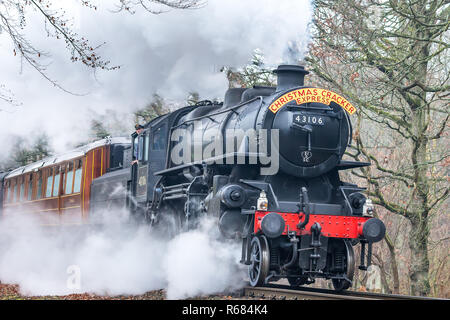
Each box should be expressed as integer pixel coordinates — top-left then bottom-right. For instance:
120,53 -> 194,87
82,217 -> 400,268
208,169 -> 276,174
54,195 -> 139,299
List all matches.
152,125 -> 166,151
138,135 -> 144,161
144,134 -> 149,162
133,136 -> 138,160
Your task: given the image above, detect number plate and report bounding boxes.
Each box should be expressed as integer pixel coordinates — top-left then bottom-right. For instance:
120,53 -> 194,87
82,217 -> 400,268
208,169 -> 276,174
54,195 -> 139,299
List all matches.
293,114 -> 327,126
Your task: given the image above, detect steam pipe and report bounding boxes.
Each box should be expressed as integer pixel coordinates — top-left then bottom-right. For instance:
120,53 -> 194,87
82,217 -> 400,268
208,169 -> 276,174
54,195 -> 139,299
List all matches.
297,187 -> 310,229
282,239 -> 298,269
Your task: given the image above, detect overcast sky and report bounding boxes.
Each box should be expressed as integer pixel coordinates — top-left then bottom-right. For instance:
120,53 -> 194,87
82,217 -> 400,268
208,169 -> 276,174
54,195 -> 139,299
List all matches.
0,0 -> 312,159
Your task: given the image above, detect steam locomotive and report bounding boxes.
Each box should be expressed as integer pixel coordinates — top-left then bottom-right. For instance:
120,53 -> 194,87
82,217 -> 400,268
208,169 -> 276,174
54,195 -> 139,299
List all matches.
1,64 -> 386,291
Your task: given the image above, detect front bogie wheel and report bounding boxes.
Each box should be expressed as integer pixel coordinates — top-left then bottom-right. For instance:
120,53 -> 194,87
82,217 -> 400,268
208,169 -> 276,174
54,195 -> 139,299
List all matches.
248,235 -> 270,287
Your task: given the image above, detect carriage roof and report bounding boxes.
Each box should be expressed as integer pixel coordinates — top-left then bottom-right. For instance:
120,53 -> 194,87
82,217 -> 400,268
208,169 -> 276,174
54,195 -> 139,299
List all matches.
4,137 -> 130,179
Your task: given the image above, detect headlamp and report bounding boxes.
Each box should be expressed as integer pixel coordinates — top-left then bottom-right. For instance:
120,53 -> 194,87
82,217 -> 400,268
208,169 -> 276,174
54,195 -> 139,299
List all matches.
257,190 -> 268,211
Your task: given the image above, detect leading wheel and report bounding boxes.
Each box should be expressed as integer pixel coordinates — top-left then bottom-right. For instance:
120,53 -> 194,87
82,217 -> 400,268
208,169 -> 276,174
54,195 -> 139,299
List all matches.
332,239 -> 355,291
248,235 -> 270,287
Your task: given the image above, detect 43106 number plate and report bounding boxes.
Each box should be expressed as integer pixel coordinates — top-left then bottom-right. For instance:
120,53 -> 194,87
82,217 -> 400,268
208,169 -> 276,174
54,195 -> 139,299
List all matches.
293,113 -> 328,126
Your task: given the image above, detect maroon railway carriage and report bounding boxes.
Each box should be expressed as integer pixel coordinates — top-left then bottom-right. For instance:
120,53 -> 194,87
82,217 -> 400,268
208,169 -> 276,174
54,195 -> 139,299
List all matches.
1,137 -> 130,225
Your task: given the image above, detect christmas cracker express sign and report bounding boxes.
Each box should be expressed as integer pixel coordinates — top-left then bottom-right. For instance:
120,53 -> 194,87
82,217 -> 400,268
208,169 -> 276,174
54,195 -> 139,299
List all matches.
269,88 -> 356,115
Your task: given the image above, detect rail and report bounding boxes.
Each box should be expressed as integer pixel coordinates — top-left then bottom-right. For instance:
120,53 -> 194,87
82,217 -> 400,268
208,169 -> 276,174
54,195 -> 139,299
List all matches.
241,284 -> 447,300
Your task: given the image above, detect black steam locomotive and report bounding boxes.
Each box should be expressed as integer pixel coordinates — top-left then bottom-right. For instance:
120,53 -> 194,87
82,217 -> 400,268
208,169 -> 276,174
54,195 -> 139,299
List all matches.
91,65 -> 386,290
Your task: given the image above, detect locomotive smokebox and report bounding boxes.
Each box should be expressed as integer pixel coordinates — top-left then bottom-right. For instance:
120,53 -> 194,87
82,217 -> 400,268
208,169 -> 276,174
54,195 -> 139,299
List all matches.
273,64 -> 309,92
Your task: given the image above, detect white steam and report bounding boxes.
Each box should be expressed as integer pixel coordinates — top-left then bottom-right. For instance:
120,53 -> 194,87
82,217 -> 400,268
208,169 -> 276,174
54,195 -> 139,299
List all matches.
0,0 -> 312,155
0,208 -> 246,299
0,0 -> 313,296
165,219 -> 244,299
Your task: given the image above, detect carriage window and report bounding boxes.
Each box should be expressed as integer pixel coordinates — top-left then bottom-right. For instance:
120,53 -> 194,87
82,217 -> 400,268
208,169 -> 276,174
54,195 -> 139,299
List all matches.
2,182 -> 6,203
19,179 -> 24,202
28,175 -> 33,201
7,181 -> 12,203
37,173 -> 42,199
73,168 -> 82,193
46,169 -> 53,198
65,162 -> 74,195
13,183 -> 17,203
3,185 -> 6,204
53,167 -> 60,197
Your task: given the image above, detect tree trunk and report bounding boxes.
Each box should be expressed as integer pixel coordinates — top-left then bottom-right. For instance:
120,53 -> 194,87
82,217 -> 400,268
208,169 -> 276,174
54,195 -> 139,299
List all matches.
408,218 -> 430,296
407,9 -> 432,295
407,107 -> 431,296
390,250 -> 400,294
384,235 -> 400,294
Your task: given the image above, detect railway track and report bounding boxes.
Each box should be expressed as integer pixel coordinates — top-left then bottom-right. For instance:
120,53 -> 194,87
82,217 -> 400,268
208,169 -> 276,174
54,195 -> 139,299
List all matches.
242,284 -> 446,300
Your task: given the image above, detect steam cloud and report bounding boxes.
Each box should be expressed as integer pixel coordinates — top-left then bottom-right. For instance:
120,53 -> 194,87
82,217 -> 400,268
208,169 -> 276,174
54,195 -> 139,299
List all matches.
0,0 -> 312,154
0,0 -> 313,298
0,206 -> 245,298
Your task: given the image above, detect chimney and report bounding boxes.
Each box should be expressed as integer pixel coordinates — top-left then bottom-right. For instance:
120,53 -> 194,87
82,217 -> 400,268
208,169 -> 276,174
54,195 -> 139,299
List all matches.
273,65 -> 309,92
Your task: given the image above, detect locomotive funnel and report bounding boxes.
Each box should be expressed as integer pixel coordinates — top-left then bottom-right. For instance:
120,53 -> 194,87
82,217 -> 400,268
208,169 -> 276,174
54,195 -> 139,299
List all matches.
273,64 -> 309,92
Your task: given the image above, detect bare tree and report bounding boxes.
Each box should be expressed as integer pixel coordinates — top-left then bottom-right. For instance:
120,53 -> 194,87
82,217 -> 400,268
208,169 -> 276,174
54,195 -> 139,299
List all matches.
0,84 -> 19,106
307,0 -> 449,296
0,0 -> 204,102
116,0 -> 205,13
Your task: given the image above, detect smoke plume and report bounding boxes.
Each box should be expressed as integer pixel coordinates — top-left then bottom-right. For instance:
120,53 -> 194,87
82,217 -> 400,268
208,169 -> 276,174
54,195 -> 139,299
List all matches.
0,0 -> 312,154
0,206 -> 246,299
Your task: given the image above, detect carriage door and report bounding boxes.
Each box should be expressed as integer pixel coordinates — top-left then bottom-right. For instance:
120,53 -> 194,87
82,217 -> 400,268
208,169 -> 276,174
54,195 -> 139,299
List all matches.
147,123 -> 167,202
